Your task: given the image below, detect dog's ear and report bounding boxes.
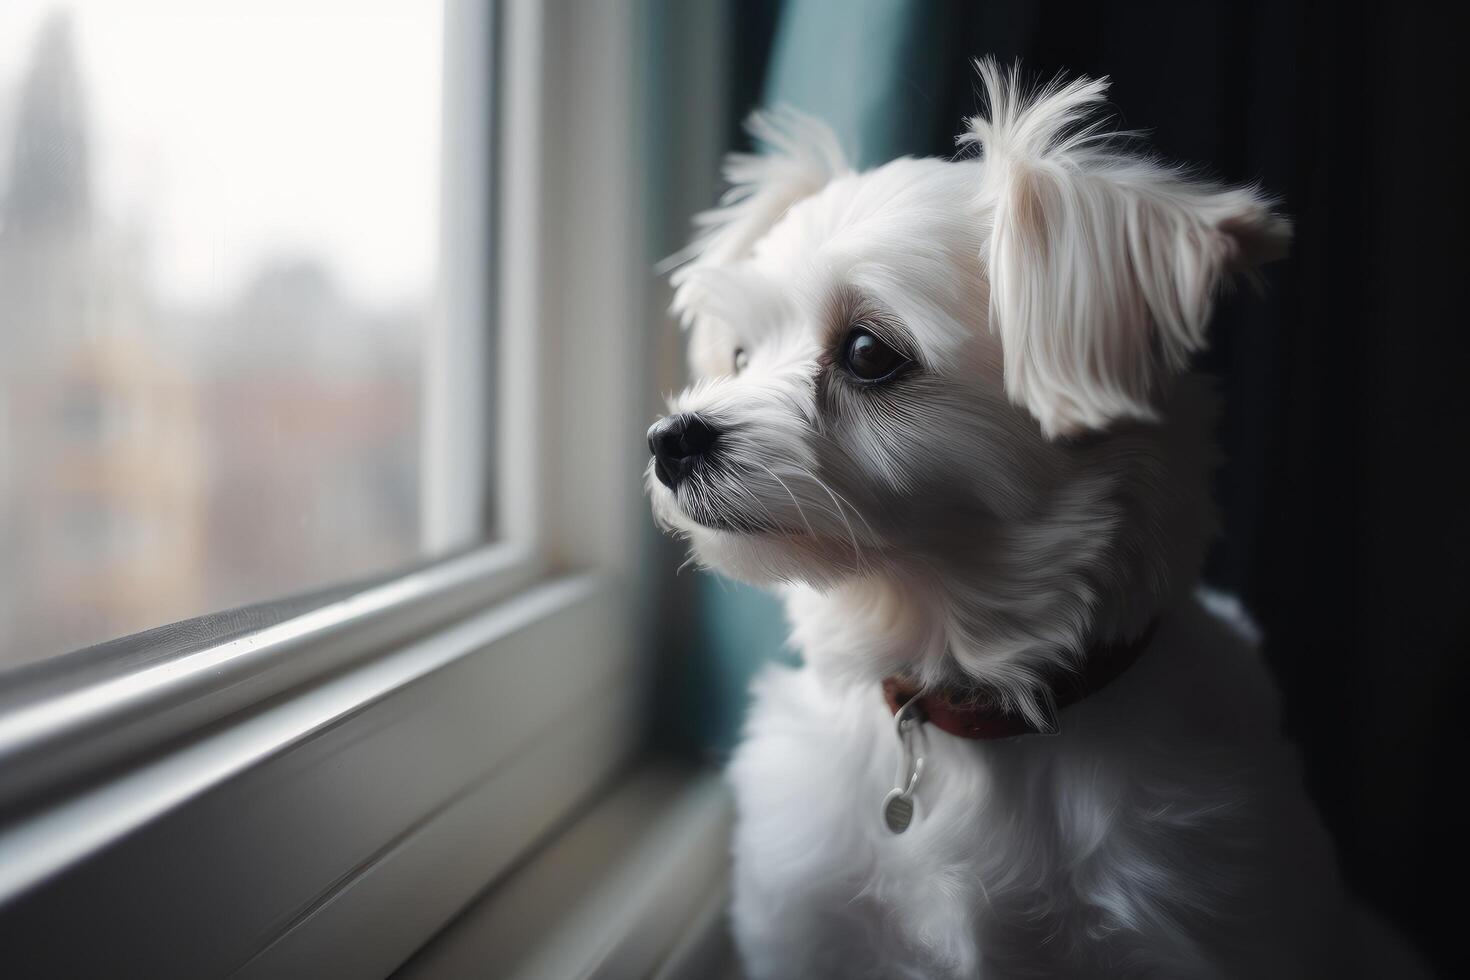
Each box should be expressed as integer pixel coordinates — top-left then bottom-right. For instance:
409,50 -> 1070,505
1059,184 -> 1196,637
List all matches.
965,60 -> 1291,439
669,106 -> 848,328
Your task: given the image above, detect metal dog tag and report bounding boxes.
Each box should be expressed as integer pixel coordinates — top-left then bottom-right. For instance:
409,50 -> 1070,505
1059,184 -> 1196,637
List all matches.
881,700 -> 926,834
882,789 -> 915,833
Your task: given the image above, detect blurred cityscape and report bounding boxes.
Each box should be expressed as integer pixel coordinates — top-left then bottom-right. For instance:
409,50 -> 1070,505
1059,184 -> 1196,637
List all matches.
0,13 -> 427,669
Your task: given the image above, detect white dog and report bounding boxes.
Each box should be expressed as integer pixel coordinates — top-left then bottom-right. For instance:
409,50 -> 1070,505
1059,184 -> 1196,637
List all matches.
648,61 -> 1415,979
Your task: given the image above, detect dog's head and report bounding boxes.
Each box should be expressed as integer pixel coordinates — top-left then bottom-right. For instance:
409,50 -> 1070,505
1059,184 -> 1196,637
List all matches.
648,62 -> 1288,689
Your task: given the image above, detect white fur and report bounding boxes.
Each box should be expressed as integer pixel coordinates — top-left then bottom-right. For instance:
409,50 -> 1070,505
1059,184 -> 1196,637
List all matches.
963,61 -> 1289,439
649,62 -> 1418,978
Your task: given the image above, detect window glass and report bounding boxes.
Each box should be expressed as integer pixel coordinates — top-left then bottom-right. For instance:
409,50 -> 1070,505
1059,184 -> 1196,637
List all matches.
0,2 -> 450,669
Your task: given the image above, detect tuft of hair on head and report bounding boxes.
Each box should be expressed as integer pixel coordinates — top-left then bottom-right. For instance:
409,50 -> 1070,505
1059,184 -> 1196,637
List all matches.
667,106 -> 848,329
960,58 -> 1292,439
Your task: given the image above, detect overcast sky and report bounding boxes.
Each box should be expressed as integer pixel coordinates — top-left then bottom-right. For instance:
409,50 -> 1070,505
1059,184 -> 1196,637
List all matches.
0,1 -> 442,310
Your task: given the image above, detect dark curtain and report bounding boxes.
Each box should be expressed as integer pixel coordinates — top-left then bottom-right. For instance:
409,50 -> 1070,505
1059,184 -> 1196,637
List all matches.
718,0 -> 1465,970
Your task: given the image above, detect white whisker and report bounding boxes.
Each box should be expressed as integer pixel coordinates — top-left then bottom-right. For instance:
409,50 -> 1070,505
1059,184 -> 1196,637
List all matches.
750,458 -> 819,542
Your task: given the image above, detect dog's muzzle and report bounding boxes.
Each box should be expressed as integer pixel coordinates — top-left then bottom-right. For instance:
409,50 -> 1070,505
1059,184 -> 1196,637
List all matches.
647,413 -> 720,490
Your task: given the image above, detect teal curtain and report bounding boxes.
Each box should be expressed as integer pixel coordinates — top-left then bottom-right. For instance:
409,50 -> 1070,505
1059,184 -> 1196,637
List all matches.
764,0 -> 953,168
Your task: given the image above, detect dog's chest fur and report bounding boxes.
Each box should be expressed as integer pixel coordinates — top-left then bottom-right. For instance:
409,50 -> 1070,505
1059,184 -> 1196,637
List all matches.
725,594 -> 1349,980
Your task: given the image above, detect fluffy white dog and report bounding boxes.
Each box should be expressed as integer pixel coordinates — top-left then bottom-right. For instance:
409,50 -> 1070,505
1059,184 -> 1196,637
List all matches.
648,61 -> 1413,979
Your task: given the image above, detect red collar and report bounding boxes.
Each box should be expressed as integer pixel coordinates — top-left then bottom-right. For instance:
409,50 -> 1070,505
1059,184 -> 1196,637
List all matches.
881,622 -> 1159,740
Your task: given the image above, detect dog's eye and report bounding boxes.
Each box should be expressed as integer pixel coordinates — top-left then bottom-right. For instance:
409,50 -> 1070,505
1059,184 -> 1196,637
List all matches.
841,327 -> 908,383
734,347 -> 749,374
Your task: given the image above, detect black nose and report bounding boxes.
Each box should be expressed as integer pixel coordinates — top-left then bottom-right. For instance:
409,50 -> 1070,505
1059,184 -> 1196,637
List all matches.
647,413 -> 719,489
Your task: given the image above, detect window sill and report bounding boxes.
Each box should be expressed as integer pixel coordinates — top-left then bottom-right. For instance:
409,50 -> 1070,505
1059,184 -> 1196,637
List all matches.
0,570 -> 640,978
0,543 -> 544,814
395,764 -> 738,980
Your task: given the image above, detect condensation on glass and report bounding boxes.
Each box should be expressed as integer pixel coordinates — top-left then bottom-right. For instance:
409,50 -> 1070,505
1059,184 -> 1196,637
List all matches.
0,3 -> 452,669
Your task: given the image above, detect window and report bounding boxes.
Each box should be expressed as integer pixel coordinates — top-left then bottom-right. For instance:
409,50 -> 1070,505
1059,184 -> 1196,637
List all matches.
0,3 -> 709,975
0,1 -> 456,668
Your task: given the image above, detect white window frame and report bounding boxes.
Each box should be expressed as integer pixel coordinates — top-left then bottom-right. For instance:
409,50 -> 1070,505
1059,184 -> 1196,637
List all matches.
0,2 -> 695,974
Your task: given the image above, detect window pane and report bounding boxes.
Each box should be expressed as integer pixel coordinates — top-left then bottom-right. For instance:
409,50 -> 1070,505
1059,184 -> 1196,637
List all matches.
0,2 -> 456,669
